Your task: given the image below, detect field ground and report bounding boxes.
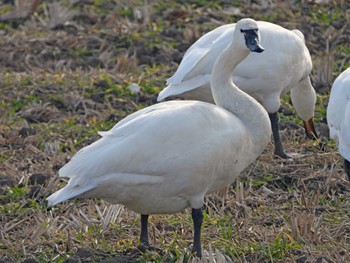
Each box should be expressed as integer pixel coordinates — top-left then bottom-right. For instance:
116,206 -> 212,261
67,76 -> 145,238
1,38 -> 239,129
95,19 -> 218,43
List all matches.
1,0 -> 350,262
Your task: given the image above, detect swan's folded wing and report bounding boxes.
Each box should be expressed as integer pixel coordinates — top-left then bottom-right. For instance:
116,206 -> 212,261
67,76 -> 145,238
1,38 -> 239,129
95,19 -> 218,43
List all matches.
291,29 -> 305,42
99,101 -> 181,136
339,99 -> 350,160
327,71 -> 349,142
167,24 -> 234,85
327,97 -> 341,142
64,102 -> 183,170
60,101 -> 210,180
157,75 -> 211,101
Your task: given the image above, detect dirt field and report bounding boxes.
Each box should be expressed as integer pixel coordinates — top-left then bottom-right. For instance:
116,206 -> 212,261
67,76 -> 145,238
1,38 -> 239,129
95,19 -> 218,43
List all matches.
1,1 -> 350,262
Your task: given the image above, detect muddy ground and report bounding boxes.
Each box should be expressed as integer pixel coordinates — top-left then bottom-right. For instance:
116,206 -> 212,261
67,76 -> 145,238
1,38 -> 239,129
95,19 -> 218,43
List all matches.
1,0 -> 350,262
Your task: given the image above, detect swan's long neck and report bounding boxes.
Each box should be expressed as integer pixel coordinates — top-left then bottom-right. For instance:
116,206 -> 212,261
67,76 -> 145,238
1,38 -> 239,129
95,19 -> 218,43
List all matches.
211,41 -> 270,147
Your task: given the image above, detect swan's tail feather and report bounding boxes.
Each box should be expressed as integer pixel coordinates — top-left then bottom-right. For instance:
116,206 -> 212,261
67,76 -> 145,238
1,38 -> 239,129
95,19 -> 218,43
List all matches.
157,75 -> 211,102
46,183 -> 94,207
292,29 -> 305,42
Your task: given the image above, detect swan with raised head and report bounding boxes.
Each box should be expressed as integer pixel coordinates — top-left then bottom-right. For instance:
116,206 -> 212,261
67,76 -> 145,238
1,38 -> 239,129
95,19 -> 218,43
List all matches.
158,21 -> 317,158
327,67 -> 350,180
47,18 -> 271,257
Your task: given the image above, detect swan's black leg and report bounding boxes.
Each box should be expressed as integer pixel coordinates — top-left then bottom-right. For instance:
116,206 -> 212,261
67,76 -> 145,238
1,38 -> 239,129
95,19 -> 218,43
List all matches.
191,208 -> 203,258
344,159 -> 350,181
269,112 -> 290,159
140,214 -> 149,245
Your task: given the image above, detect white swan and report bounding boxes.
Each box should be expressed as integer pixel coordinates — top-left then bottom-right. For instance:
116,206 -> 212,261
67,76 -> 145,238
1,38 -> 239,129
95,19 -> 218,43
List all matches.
327,67 -> 350,180
158,21 -> 317,158
47,18 -> 271,257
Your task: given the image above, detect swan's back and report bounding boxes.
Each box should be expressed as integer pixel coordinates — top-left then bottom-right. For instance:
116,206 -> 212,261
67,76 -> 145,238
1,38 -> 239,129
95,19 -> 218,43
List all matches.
327,68 -> 350,161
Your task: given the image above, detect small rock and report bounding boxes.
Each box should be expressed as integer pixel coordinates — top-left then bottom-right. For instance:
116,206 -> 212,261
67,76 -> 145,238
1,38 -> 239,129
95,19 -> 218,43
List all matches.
76,248 -> 93,258
164,224 -> 176,231
27,185 -> 42,198
261,185 -> 274,195
22,259 -> 37,263
28,173 -> 49,186
89,92 -> 105,103
100,255 -> 143,263
94,79 -> 110,89
63,257 -> 79,263
0,175 -> 16,187
317,123 -> 329,139
18,127 -> 36,138
52,164 -> 63,171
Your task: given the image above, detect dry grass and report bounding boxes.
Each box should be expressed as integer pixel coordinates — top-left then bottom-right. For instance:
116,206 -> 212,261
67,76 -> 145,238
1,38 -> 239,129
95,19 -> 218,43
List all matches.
1,0 -> 350,262
1,122 -> 349,262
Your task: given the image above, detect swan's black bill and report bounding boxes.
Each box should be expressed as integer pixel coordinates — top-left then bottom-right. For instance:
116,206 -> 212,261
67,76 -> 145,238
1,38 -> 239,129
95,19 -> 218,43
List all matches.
241,29 -> 264,53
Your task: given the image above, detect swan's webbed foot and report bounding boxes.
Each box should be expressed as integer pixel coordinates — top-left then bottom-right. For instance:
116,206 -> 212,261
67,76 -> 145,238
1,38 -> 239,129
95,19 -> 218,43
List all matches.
137,214 -> 158,252
137,242 -> 153,252
274,149 -> 291,159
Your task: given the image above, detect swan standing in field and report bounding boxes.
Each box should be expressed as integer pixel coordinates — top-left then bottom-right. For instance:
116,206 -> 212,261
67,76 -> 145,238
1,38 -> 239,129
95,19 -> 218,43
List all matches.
158,21 -> 317,158
327,67 -> 350,180
47,18 -> 271,257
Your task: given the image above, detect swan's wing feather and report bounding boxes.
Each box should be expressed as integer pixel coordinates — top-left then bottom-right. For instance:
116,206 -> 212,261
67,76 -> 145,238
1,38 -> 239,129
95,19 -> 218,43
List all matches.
158,24 -> 234,101
62,101 -> 186,174
327,84 -> 342,142
69,103 -> 167,160
327,68 -> 350,160
46,178 -> 96,207
100,102 -> 172,135
166,24 -> 234,85
157,74 -> 211,101
340,100 -> 350,160
291,29 -> 305,42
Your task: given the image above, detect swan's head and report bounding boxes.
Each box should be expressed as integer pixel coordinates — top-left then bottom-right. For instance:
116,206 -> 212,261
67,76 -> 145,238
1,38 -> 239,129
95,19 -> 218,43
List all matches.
235,18 -> 264,53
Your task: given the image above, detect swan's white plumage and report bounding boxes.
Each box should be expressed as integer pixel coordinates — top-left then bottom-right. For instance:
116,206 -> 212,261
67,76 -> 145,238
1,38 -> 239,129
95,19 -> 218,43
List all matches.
167,23 -> 233,85
158,21 -> 315,120
47,18 -> 271,218
47,101 -> 264,214
327,67 -> 350,161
